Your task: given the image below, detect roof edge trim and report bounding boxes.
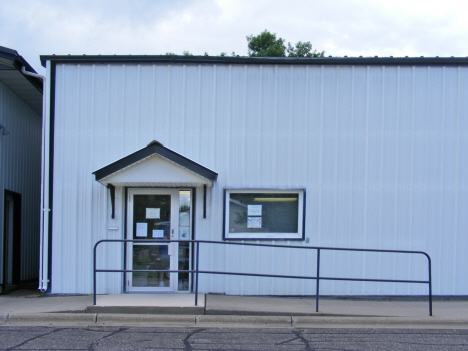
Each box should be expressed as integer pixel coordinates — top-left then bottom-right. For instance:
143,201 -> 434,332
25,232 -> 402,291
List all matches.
0,45 -> 43,93
41,55 -> 468,67
93,142 -> 218,183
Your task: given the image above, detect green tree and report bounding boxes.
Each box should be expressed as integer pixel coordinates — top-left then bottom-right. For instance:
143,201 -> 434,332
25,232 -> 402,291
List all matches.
247,29 -> 324,57
247,30 -> 286,57
287,41 -> 324,57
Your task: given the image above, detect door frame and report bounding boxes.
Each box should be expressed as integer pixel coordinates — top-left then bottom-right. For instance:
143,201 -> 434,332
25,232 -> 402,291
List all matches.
125,188 -> 193,293
2,190 -> 21,292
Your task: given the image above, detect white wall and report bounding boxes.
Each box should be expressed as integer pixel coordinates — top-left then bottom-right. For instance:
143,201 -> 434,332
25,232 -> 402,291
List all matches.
0,80 -> 42,284
50,62 -> 468,295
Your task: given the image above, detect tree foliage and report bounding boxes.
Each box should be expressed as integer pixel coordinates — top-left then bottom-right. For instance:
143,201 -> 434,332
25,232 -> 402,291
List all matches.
165,30 -> 324,58
247,29 -> 324,58
246,30 -> 286,57
287,41 -> 324,57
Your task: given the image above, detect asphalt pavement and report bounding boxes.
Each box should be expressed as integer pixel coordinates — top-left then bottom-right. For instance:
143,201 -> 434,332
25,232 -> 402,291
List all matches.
0,289 -> 467,329
2,327 -> 468,350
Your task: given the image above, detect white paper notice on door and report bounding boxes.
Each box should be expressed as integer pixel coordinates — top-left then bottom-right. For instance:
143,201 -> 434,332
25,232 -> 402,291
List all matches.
152,229 -> 164,238
179,227 -> 190,240
146,208 -> 160,219
136,222 -> 148,237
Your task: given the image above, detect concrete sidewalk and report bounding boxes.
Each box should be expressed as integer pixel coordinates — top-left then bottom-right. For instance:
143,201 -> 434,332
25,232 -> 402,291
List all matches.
0,290 -> 467,328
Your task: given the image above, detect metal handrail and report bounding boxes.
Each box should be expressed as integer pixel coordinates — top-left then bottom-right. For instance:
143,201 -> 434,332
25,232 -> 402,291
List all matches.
93,239 -> 432,316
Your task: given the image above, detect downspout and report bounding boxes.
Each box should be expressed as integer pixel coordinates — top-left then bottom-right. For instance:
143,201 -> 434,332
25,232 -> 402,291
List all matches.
21,66 -> 50,293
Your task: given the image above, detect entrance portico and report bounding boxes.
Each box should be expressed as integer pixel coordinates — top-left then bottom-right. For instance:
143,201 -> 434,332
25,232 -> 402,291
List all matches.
93,141 -> 217,294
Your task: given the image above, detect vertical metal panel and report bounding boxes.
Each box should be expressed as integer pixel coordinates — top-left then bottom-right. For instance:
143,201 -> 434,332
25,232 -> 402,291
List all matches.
50,62 -> 468,295
0,80 -> 42,284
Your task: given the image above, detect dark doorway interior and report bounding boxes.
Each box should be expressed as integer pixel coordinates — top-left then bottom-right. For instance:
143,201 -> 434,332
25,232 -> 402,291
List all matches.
2,190 -> 21,293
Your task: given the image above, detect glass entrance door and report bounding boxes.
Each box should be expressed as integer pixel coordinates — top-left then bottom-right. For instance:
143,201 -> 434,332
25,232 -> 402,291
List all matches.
126,189 -> 192,292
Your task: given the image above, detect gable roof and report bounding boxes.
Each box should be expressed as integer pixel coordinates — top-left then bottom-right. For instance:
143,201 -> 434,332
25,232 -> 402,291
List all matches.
93,141 -> 218,187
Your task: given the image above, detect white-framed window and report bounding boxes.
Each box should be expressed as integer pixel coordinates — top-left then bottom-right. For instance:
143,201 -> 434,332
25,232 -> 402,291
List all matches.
223,189 -> 305,240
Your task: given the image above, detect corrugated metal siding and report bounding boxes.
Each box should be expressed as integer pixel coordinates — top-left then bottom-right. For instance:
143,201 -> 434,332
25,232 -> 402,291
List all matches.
0,80 -> 42,283
51,63 -> 468,295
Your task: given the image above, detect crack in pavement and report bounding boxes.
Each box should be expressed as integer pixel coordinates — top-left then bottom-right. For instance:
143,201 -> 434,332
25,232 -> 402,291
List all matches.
292,329 -> 313,351
87,327 -> 128,351
183,328 -> 206,351
4,327 -> 62,351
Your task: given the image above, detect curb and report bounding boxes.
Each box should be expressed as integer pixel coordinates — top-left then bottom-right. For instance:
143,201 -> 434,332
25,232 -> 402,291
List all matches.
2,312 -> 468,328
1,313 -> 96,326
195,315 -> 292,327
291,316 -> 468,329
97,313 -> 196,327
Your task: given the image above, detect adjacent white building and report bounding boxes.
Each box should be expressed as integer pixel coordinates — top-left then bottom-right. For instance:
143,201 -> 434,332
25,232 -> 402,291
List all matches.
39,55 -> 468,296
0,46 -> 43,292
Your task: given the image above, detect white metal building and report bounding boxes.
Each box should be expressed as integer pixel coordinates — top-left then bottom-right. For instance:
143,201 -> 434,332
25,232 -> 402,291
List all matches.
39,55 -> 468,296
0,46 -> 43,292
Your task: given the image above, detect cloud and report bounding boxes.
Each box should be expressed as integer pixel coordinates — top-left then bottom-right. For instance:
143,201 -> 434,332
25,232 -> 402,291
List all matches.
1,0 -> 467,75
0,0 -> 204,71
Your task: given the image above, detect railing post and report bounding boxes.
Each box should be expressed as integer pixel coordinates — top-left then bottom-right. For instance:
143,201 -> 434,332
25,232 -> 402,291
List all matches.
93,242 -> 97,306
428,255 -> 432,316
316,248 -> 320,312
195,241 -> 200,306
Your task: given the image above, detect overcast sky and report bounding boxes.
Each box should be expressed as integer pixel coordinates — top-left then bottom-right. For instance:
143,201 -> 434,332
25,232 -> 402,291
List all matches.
1,0 -> 467,75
